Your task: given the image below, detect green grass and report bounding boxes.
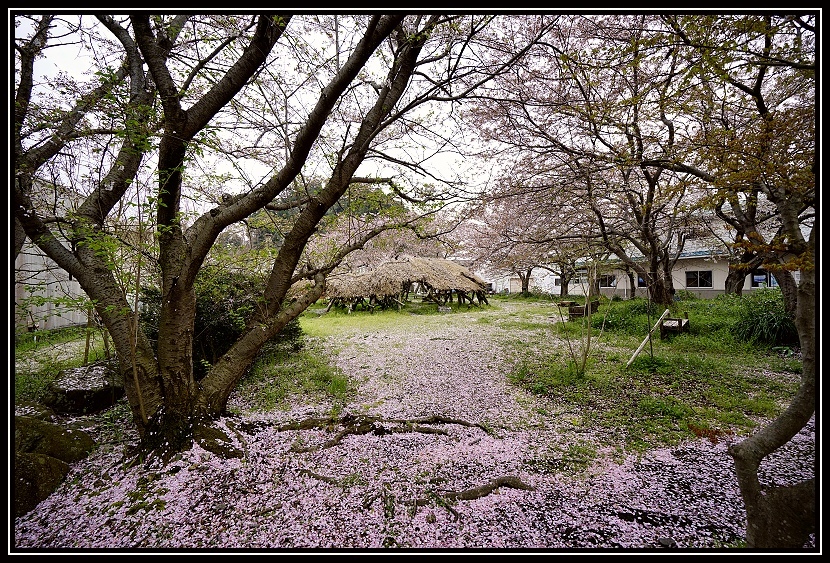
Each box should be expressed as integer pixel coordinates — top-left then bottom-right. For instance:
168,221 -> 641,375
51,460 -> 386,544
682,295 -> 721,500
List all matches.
15,325 -> 90,352
232,339 -> 353,416
505,294 -> 802,452
525,440 -> 598,475
299,297 -> 496,338
305,293 -> 802,456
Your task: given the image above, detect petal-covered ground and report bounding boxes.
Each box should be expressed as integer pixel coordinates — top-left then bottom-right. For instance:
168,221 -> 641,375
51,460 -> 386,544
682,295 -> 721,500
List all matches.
13,302 -> 816,553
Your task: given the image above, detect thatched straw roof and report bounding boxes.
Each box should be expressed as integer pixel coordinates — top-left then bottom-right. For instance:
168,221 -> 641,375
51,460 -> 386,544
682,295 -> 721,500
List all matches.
325,272 -> 374,300
326,256 -> 486,301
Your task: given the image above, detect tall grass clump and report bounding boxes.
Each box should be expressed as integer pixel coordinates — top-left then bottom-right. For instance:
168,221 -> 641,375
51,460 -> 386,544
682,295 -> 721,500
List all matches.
730,287 -> 798,346
590,296 -> 659,332
233,339 -> 352,415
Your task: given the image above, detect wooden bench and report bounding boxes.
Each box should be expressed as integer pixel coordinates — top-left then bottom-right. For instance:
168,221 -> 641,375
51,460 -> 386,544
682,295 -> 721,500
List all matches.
660,313 -> 689,339
568,300 -> 599,320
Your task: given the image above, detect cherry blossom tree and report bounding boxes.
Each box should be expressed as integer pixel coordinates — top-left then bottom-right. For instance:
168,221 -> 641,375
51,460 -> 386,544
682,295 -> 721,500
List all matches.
658,14 -> 816,548
467,15 -> 714,306
13,13 -> 557,459
462,178 -> 599,297
298,177 -> 455,271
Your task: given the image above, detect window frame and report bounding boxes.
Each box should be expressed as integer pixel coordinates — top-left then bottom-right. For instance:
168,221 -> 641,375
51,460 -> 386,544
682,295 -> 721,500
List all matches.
685,270 -> 713,288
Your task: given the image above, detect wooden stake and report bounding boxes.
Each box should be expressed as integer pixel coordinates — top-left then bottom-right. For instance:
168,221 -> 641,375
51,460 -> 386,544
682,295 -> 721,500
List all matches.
626,309 -> 670,367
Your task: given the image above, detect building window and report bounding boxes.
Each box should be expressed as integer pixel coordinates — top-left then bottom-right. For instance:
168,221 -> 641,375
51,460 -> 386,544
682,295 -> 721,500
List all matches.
637,275 -> 648,288
599,274 -> 616,288
553,277 -> 561,287
686,270 -> 713,288
751,271 -> 767,288
751,269 -> 778,288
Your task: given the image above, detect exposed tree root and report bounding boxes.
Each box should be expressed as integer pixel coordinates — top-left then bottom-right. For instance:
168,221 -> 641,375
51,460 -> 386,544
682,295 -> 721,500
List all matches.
409,476 -> 536,521
236,413 -> 530,522
237,413 -> 498,453
298,468 -> 340,485
388,414 -> 497,436
298,465 -> 535,523
444,475 -> 536,500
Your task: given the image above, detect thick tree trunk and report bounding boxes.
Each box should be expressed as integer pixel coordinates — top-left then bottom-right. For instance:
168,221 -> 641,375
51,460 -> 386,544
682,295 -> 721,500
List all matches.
157,284 -> 198,410
101,300 -> 162,434
604,240 -> 675,307
626,271 -> 636,298
518,268 -> 532,296
724,269 -> 748,295
63,255 -> 166,436
139,281 -> 200,454
558,271 -> 573,298
728,258 -> 815,548
724,253 -> 764,295
772,269 -> 798,317
648,276 -> 675,307
14,217 -> 26,260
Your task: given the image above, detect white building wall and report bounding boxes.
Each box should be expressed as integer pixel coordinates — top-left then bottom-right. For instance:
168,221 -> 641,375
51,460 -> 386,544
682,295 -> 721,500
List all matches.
15,244 -> 89,331
530,270 -> 557,294
476,256 -> 794,300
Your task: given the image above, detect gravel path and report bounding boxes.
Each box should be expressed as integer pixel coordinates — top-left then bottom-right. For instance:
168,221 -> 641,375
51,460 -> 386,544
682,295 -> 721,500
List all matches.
13,302 -> 816,552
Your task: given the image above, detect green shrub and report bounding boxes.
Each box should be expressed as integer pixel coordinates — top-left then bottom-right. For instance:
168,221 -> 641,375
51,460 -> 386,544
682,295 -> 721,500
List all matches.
710,292 -> 745,315
731,288 -> 798,346
591,305 -> 636,331
590,297 -> 660,332
624,297 -> 661,316
673,289 -> 699,301
638,396 -> 693,419
139,265 -> 304,379
683,294 -> 743,334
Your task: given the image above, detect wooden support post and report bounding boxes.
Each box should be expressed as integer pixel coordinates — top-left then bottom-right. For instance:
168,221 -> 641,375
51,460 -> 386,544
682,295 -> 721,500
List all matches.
626,309 -> 670,367
102,328 -> 111,359
84,304 -> 93,364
